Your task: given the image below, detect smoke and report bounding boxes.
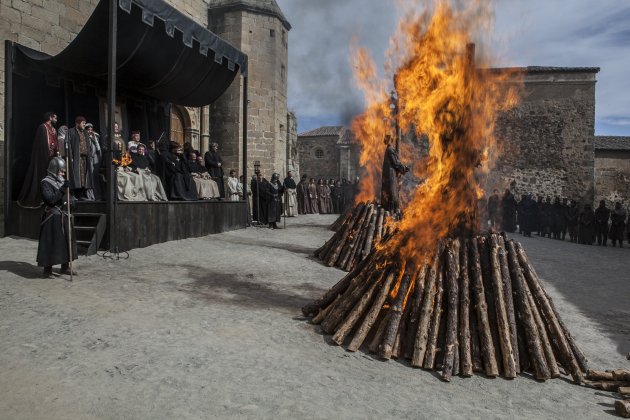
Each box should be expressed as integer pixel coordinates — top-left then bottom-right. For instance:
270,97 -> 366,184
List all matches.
276,0 -> 397,132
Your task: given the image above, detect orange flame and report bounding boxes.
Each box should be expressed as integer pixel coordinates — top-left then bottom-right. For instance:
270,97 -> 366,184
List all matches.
113,152 -> 132,167
352,0 -> 522,264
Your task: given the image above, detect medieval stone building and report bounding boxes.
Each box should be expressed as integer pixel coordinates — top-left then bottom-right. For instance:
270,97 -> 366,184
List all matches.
489,67 -> 599,205
297,126 -> 360,181
0,0 -> 296,235
594,136 -> 630,206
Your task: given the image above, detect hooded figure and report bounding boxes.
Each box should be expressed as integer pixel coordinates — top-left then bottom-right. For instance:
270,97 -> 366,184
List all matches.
263,173 -> 285,229
36,157 -> 78,278
609,202 -> 627,247
380,134 -> 409,212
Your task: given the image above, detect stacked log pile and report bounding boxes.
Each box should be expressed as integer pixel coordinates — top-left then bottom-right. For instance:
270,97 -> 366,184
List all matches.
304,233 -> 589,382
330,207 -> 354,231
315,202 -> 395,272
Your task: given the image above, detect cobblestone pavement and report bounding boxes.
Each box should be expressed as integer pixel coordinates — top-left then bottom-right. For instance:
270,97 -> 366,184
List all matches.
0,215 -> 628,419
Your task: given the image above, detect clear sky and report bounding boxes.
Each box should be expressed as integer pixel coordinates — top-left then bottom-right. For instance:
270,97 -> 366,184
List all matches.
275,0 -> 630,136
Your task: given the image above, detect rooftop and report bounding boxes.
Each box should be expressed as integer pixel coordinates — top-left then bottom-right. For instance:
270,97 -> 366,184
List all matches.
298,126 -> 345,137
594,136 -> 630,151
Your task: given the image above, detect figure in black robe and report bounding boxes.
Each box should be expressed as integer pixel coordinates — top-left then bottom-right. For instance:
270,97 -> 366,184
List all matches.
594,200 -> 610,246
380,136 -> 409,212
161,143 -> 198,201
501,189 -> 517,233
565,201 -> 579,243
550,197 -> 565,240
204,143 -> 225,199
18,112 -> 59,208
578,204 -> 595,245
331,181 -> 342,214
520,194 -> 537,237
251,175 -> 267,223
609,202 -> 627,247
296,175 -> 309,214
37,157 -> 78,278
263,174 -> 285,229
487,190 -> 501,230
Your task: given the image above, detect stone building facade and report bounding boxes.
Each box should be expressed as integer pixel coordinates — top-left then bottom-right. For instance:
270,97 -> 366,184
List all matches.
207,0 -> 293,178
489,67 -> 599,205
0,0 -> 294,236
594,136 -> 630,207
298,126 -> 360,181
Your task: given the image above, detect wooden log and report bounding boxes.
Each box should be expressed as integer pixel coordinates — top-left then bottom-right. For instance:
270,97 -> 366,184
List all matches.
362,212 -> 378,258
586,369 -> 614,381
498,236 -> 520,373
470,301 -> 483,372
524,271 -> 559,378
302,256 -> 371,317
379,269 -> 414,359
368,312 -> 391,353
618,386 -> 630,396
345,208 -> 373,271
489,234 -> 517,379
615,400 -> 630,418
585,381 -> 630,391
423,265 -> 445,370
392,291 -> 413,359
312,294 -> 340,324
478,236 -> 503,376
516,243 -> 584,383
506,240 -> 551,380
516,323 -> 531,373
338,205 -> 373,269
613,370 -> 630,382
321,205 -> 363,262
441,243 -> 460,381
383,211 -> 391,237
469,238 -> 499,377
458,240 -> 473,377
332,270 -> 385,345
325,203 -> 367,266
347,269 -> 397,352
411,248 -> 442,368
320,267 -> 377,334
403,265 -> 428,360
374,208 -> 385,244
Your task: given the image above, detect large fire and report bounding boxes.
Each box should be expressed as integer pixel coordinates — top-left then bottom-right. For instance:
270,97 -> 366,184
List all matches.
350,0 -> 521,262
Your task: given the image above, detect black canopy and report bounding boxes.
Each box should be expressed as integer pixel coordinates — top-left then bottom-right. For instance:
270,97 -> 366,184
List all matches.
12,0 -> 248,106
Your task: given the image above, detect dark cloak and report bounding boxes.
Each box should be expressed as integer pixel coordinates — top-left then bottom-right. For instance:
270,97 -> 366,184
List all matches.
262,180 -> 284,223
161,151 -> 198,201
67,127 -> 95,190
18,123 -> 57,208
380,145 -> 406,212
204,150 -> 225,198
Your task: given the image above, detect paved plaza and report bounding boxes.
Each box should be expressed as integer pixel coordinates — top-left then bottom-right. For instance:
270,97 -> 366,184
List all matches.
0,215 -> 629,419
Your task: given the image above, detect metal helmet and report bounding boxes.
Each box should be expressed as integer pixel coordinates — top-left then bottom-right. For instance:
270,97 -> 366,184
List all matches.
47,157 -> 66,176
271,173 -> 280,182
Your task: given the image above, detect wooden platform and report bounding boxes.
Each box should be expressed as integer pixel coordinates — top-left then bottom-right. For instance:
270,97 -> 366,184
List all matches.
7,200 -> 247,252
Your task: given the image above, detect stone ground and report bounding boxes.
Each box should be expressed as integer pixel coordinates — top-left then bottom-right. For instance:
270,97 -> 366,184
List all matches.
0,214 -> 628,419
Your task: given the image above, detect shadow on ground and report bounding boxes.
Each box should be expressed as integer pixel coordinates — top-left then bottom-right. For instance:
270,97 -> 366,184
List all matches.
214,235 -> 317,255
0,261 -> 44,280
180,266 -> 326,313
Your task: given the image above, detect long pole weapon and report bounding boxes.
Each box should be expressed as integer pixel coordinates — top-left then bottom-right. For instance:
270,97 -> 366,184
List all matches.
63,127 -> 73,281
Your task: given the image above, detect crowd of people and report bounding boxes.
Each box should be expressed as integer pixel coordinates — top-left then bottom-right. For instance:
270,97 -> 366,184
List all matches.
485,189 -> 630,247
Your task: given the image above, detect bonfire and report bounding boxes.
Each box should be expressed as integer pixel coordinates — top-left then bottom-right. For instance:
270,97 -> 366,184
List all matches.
304,0 -> 588,383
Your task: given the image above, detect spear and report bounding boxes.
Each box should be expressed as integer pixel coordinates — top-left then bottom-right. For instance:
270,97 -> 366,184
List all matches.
63,126 -> 73,282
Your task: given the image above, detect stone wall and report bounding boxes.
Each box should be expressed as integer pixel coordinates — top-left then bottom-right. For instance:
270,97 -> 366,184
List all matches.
287,111 -> 298,175
0,0 -> 214,236
298,135 -> 339,180
489,68 -> 598,204
208,8 -> 289,178
594,150 -> 630,207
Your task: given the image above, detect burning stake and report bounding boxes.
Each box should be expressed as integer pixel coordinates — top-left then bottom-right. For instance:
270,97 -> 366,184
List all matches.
303,233 -> 588,382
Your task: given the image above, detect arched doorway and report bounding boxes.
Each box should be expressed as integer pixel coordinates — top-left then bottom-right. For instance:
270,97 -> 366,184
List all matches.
170,107 -> 185,145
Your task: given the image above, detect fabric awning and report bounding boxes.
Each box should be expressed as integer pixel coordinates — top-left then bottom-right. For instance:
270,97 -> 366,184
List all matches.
12,0 -> 247,106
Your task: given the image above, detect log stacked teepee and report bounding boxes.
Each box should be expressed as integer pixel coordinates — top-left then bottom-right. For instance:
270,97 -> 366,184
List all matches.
315,202 -> 397,272
304,233 -> 588,382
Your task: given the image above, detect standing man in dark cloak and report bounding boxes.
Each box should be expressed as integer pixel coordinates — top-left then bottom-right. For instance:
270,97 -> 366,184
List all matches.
37,157 -> 77,278
204,142 -> 225,199
263,173 -> 285,229
161,142 -> 198,201
296,174 -> 309,214
501,189 -> 517,233
609,202 -> 627,248
578,204 -> 595,245
594,200 -> 610,246
380,134 -> 409,213
565,200 -> 579,243
18,112 -> 59,208
550,196 -> 565,240
487,189 -> 501,231
66,116 -> 96,200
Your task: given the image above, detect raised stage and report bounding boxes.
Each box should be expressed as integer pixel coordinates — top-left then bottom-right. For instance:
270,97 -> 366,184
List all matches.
8,200 -> 247,252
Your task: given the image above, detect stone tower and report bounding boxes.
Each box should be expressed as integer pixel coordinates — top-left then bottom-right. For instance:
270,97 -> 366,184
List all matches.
207,0 -> 291,178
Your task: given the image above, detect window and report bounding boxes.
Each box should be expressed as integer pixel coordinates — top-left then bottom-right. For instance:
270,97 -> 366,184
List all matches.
315,148 -> 324,159
270,29 -> 275,37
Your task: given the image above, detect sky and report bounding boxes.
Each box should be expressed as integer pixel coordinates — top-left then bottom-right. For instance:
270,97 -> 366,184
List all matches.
275,0 -> 630,136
